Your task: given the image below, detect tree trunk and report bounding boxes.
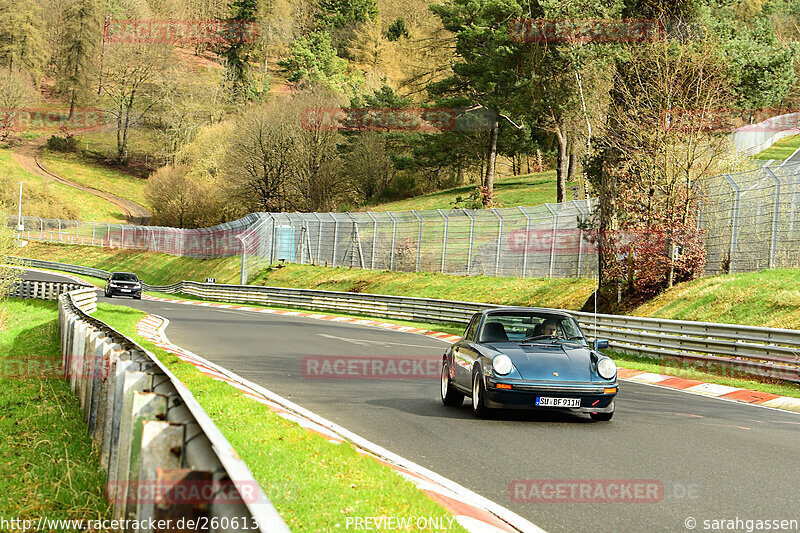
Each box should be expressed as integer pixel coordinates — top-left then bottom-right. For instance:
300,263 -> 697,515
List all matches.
483,118 -> 499,206
555,127 -> 568,203
567,152 -> 578,182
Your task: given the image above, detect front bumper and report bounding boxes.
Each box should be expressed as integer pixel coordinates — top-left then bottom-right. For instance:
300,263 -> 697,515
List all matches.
484,378 -> 617,413
107,287 -> 142,297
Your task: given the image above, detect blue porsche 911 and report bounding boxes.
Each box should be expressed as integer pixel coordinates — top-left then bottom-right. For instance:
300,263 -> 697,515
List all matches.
441,308 -> 618,421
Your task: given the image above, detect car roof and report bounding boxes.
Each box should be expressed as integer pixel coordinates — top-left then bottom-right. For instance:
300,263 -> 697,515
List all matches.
482,307 -> 574,318
111,271 -> 138,276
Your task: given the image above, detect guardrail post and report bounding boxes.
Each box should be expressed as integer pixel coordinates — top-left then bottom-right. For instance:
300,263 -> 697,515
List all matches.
120,392 -> 170,520
412,210 -> 422,272
387,212 -> 398,271
109,370 -> 153,503
722,174 -> 741,273
438,209 -> 448,273
135,421 -> 185,527
492,208 -> 503,276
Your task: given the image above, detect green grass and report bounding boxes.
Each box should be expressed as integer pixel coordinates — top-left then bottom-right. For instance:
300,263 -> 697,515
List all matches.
40,150 -> 150,207
0,149 -> 126,222
18,241 -> 242,286
0,299 -> 110,523
92,303 -> 467,532
368,171 -> 575,212
632,269 -> 800,330
252,263 -> 596,311
755,133 -> 800,160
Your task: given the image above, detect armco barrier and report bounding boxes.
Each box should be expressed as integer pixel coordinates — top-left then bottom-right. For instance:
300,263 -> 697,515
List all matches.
9,279 -> 89,301
58,288 -> 290,532
14,257 -> 800,382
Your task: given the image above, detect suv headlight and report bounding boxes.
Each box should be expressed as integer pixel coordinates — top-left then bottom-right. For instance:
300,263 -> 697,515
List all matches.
492,354 -> 513,375
597,358 -> 617,379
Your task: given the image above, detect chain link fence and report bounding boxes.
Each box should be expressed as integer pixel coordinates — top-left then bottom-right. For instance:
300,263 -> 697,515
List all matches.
698,161 -> 800,273
6,161 -> 800,280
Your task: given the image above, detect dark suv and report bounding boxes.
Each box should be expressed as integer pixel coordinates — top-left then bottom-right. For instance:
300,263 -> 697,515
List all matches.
104,272 -> 142,299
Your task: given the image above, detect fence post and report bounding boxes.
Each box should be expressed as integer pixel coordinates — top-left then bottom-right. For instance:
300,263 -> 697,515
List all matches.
518,206 -> 531,278
39,217 -> 43,240
492,208 -> 503,276
722,174 -> 741,273
438,209 -> 448,273
58,219 -> 62,242
312,213 -> 323,264
412,210 -> 422,272
575,201 -> 588,277
765,167 -> 781,269
387,212 -> 398,271
332,215 -> 339,267
544,204 -> 557,278
463,209 -> 474,275
366,212 -> 378,270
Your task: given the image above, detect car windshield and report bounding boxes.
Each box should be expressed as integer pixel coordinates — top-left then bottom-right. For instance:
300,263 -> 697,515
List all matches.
479,311 -> 585,345
111,273 -> 138,281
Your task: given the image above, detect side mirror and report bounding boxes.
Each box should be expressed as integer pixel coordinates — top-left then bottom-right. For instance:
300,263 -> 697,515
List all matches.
594,339 -> 609,350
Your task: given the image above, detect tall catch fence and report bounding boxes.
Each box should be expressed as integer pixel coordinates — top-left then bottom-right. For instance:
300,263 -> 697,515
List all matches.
6,161 -> 800,279
699,161 -> 800,274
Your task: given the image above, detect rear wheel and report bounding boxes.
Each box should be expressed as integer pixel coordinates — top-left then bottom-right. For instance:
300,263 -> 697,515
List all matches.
471,370 -> 489,418
441,364 -> 464,407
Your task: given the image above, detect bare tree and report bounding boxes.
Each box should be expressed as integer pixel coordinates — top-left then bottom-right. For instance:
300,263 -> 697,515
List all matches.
224,101 -> 295,212
286,92 -> 348,212
102,43 -> 171,163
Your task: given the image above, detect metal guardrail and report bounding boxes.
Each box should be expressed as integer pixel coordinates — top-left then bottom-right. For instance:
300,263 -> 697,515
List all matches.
57,288 -> 290,532
145,282 -> 800,383
15,257 -> 800,382
12,257 -> 112,280
9,279 -> 89,301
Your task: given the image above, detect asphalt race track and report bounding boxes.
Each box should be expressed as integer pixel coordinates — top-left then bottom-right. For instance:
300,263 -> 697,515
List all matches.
21,270 -> 800,532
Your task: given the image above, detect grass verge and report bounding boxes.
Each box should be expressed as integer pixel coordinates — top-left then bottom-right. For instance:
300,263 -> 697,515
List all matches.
92,303 -> 467,531
633,269 -> 800,330
366,170 -> 573,212
252,264 -> 595,311
39,150 -> 150,208
0,299 -> 110,523
1,149 -> 124,222
755,134 -> 800,160
18,242 -> 241,286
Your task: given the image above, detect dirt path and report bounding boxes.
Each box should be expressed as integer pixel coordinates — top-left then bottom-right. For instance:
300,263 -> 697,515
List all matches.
11,138 -> 152,224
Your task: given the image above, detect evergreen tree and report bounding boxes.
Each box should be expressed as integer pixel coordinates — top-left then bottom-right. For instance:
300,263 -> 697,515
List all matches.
56,0 -> 102,119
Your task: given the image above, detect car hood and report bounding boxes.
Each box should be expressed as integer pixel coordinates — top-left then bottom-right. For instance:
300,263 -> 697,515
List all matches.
488,343 -> 594,381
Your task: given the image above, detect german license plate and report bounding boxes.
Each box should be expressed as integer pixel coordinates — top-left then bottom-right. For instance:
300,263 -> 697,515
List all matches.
121,289 -> 130,292
536,397 -> 580,407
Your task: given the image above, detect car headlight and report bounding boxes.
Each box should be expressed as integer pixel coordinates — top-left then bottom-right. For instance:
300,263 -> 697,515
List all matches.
597,358 -> 617,379
492,354 -> 513,375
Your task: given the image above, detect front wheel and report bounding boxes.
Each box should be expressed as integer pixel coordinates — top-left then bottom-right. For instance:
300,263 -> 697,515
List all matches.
590,402 -> 614,421
441,365 -> 464,407
106,292 -> 112,298
471,370 -> 489,418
